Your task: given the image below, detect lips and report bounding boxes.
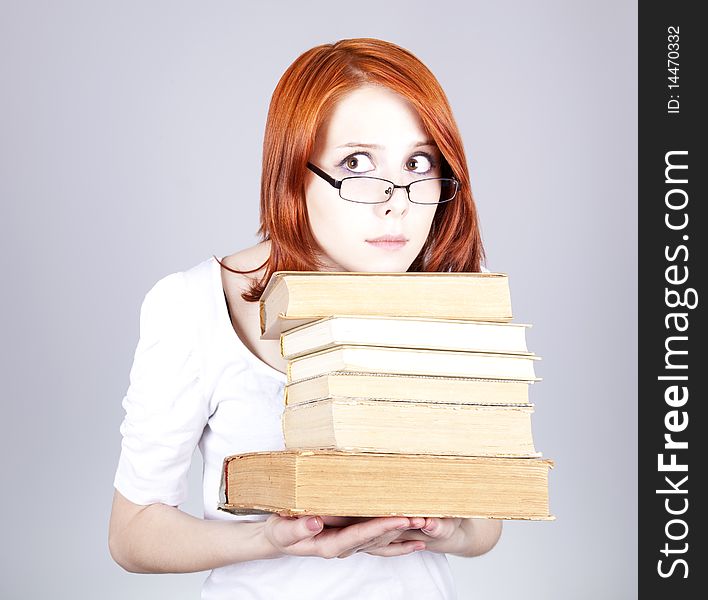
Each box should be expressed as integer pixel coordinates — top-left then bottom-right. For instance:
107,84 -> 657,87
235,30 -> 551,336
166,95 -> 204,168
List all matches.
365,234 -> 408,250
366,234 -> 408,242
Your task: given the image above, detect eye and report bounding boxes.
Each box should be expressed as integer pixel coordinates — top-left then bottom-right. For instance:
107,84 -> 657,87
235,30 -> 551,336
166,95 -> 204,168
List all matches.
405,153 -> 437,175
339,153 -> 375,174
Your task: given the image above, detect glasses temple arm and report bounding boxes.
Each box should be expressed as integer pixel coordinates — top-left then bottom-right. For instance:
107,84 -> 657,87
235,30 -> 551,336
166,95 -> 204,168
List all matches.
306,162 -> 342,189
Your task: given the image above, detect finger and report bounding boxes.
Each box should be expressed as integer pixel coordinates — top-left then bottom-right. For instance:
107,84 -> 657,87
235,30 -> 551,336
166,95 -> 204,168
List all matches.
318,517 -> 410,558
421,517 -> 439,536
349,527 -> 411,555
364,541 -> 427,557
338,530 -> 404,559
409,517 -> 427,529
334,517 -> 410,546
421,517 -> 461,539
268,515 -> 324,548
391,530 -> 428,542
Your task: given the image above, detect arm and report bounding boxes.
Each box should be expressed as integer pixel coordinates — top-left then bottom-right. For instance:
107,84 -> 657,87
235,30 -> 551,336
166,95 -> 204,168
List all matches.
108,490 -> 429,573
108,489 -> 276,573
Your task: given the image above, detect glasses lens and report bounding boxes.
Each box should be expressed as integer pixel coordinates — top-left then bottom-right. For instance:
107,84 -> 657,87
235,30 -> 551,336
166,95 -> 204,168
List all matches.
340,177 -> 393,204
409,178 -> 458,204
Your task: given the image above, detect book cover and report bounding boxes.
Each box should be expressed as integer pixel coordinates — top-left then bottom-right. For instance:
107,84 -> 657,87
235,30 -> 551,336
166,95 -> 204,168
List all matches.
284,372 -> 534,406
287,344 -> 540,383
259,271 -> 513,339
280,315 -> 531,359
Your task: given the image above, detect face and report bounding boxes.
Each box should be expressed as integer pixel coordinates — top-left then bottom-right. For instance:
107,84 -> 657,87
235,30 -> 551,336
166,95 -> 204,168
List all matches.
305,85 -> 441,272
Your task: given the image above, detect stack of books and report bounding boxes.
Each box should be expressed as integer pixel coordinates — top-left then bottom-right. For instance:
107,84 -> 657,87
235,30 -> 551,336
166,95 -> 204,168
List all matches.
219,271 -> 553,520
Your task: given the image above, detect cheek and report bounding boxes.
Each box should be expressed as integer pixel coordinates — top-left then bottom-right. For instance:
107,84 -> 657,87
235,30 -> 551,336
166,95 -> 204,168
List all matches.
306,193 -> 369,242
410,207 -> 438,240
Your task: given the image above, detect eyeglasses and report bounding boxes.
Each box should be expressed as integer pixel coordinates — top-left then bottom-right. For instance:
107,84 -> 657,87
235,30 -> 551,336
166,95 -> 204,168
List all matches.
307,162 -> 459,205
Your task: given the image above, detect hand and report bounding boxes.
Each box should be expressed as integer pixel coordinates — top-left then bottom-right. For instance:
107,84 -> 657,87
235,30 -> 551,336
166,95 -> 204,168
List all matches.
381,518 -> 504,557
364,517 -> 464,556
262,514 -> 428,559
420,517 -> 463,542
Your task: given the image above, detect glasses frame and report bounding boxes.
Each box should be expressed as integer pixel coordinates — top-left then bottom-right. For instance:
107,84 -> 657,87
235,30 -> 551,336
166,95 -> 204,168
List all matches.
306,162 -> 459,205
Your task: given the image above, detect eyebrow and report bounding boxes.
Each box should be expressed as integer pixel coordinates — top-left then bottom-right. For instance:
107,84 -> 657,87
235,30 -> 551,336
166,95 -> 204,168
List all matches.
335,140 -> 436,150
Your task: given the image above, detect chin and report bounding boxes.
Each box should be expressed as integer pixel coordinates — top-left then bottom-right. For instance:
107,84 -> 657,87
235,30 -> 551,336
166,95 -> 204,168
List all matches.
325,248 -> 418,273
350,258 -> 415,273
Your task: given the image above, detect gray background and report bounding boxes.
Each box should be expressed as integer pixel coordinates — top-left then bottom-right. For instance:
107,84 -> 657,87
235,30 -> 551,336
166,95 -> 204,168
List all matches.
0,0 -> 637,598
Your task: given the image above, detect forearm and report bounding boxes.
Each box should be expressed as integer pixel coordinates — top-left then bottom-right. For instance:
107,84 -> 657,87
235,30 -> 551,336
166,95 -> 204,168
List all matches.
110,501 -> 279,573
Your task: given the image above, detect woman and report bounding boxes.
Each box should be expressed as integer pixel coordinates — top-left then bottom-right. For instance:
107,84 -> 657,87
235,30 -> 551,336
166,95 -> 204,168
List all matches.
109,38 -> 502,599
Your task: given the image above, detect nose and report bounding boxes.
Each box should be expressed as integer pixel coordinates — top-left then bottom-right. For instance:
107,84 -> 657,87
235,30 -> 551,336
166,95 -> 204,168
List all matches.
380,184 -> 409,217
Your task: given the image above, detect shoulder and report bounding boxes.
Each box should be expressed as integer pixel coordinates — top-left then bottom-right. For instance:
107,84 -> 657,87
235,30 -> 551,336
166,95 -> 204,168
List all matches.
219,241 -> 271,299
145,259 -> 212,313
138,257 -> 221,345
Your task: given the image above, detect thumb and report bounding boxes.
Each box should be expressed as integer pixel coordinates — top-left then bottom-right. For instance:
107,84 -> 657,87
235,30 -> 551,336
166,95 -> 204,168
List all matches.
270,515 -> 323,548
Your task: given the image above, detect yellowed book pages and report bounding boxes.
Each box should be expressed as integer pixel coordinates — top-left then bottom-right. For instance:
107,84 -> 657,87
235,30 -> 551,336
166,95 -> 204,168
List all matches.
259,271 -> 513,339
280,315 -> 530,359
284,372 -> 532,406
283,398 -> 539,457
287,345 -> 540,383
219,450 -> 554,520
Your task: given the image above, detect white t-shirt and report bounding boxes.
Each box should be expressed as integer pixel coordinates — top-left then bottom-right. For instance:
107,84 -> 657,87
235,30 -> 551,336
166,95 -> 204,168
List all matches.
114,256 -> 457,600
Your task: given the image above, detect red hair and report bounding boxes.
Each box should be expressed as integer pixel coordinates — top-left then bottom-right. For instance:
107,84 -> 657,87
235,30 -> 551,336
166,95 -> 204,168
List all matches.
219,38 -> 485,301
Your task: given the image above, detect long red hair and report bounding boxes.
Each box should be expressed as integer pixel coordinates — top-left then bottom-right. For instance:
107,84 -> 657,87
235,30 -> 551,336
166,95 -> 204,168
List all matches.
219,38 -> 485,301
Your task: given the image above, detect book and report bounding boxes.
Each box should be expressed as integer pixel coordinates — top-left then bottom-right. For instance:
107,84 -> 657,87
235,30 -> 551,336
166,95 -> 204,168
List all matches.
282,398 -> 539,457
259,271 -> 513,339
218,449 -> 554,520
280,315 -> 530,359
287,345 -> 540,383
284,372 -> 533,407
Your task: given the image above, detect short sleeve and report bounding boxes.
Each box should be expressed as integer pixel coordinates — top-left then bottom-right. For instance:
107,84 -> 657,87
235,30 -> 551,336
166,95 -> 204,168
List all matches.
113,272 -> 208,506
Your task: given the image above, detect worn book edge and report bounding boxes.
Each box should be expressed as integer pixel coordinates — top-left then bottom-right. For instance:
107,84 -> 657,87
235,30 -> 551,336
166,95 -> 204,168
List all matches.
218,451 -> 555,519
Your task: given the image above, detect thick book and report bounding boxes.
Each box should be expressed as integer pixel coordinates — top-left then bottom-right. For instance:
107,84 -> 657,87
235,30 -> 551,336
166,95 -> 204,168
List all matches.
218,450 -> 554,520
259,271 -> 513,339
284,372 -> 533,407
287,345 -> 540,383
282,398 -> 539,457
280,315 -> 530,359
